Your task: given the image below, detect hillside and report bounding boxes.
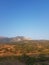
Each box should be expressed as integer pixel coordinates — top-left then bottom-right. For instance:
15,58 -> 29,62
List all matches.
0,40 -> 49,65
0,40 -> 49,56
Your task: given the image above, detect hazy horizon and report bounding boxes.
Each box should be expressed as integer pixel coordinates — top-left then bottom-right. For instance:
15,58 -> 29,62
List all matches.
0,0 -> 49,40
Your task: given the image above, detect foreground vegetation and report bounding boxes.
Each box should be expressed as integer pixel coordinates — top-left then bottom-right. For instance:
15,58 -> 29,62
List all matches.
0,40 -> 49,65
0,54 -> 49,65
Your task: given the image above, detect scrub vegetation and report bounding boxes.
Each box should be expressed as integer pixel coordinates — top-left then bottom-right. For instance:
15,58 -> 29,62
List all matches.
0,40 -> 49,65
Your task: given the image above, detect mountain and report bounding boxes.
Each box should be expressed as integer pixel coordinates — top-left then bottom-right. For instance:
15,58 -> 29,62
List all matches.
0,36 -> 32,43
0,37 -> 10,42
10,36 -> 32,42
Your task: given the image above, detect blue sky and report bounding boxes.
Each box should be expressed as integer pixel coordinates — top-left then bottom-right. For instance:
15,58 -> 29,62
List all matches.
0,0 -> 49,39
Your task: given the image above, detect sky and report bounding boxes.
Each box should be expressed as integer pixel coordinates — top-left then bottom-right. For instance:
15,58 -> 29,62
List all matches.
0,0 -> 49,40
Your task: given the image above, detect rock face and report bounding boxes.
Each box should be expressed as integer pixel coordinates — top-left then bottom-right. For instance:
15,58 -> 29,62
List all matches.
0,36 -> 32,43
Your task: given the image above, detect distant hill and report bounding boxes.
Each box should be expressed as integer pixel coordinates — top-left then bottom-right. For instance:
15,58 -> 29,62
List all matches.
0,36 -> 49,44
0,36 -> 32,43
0,37 -> 10,42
